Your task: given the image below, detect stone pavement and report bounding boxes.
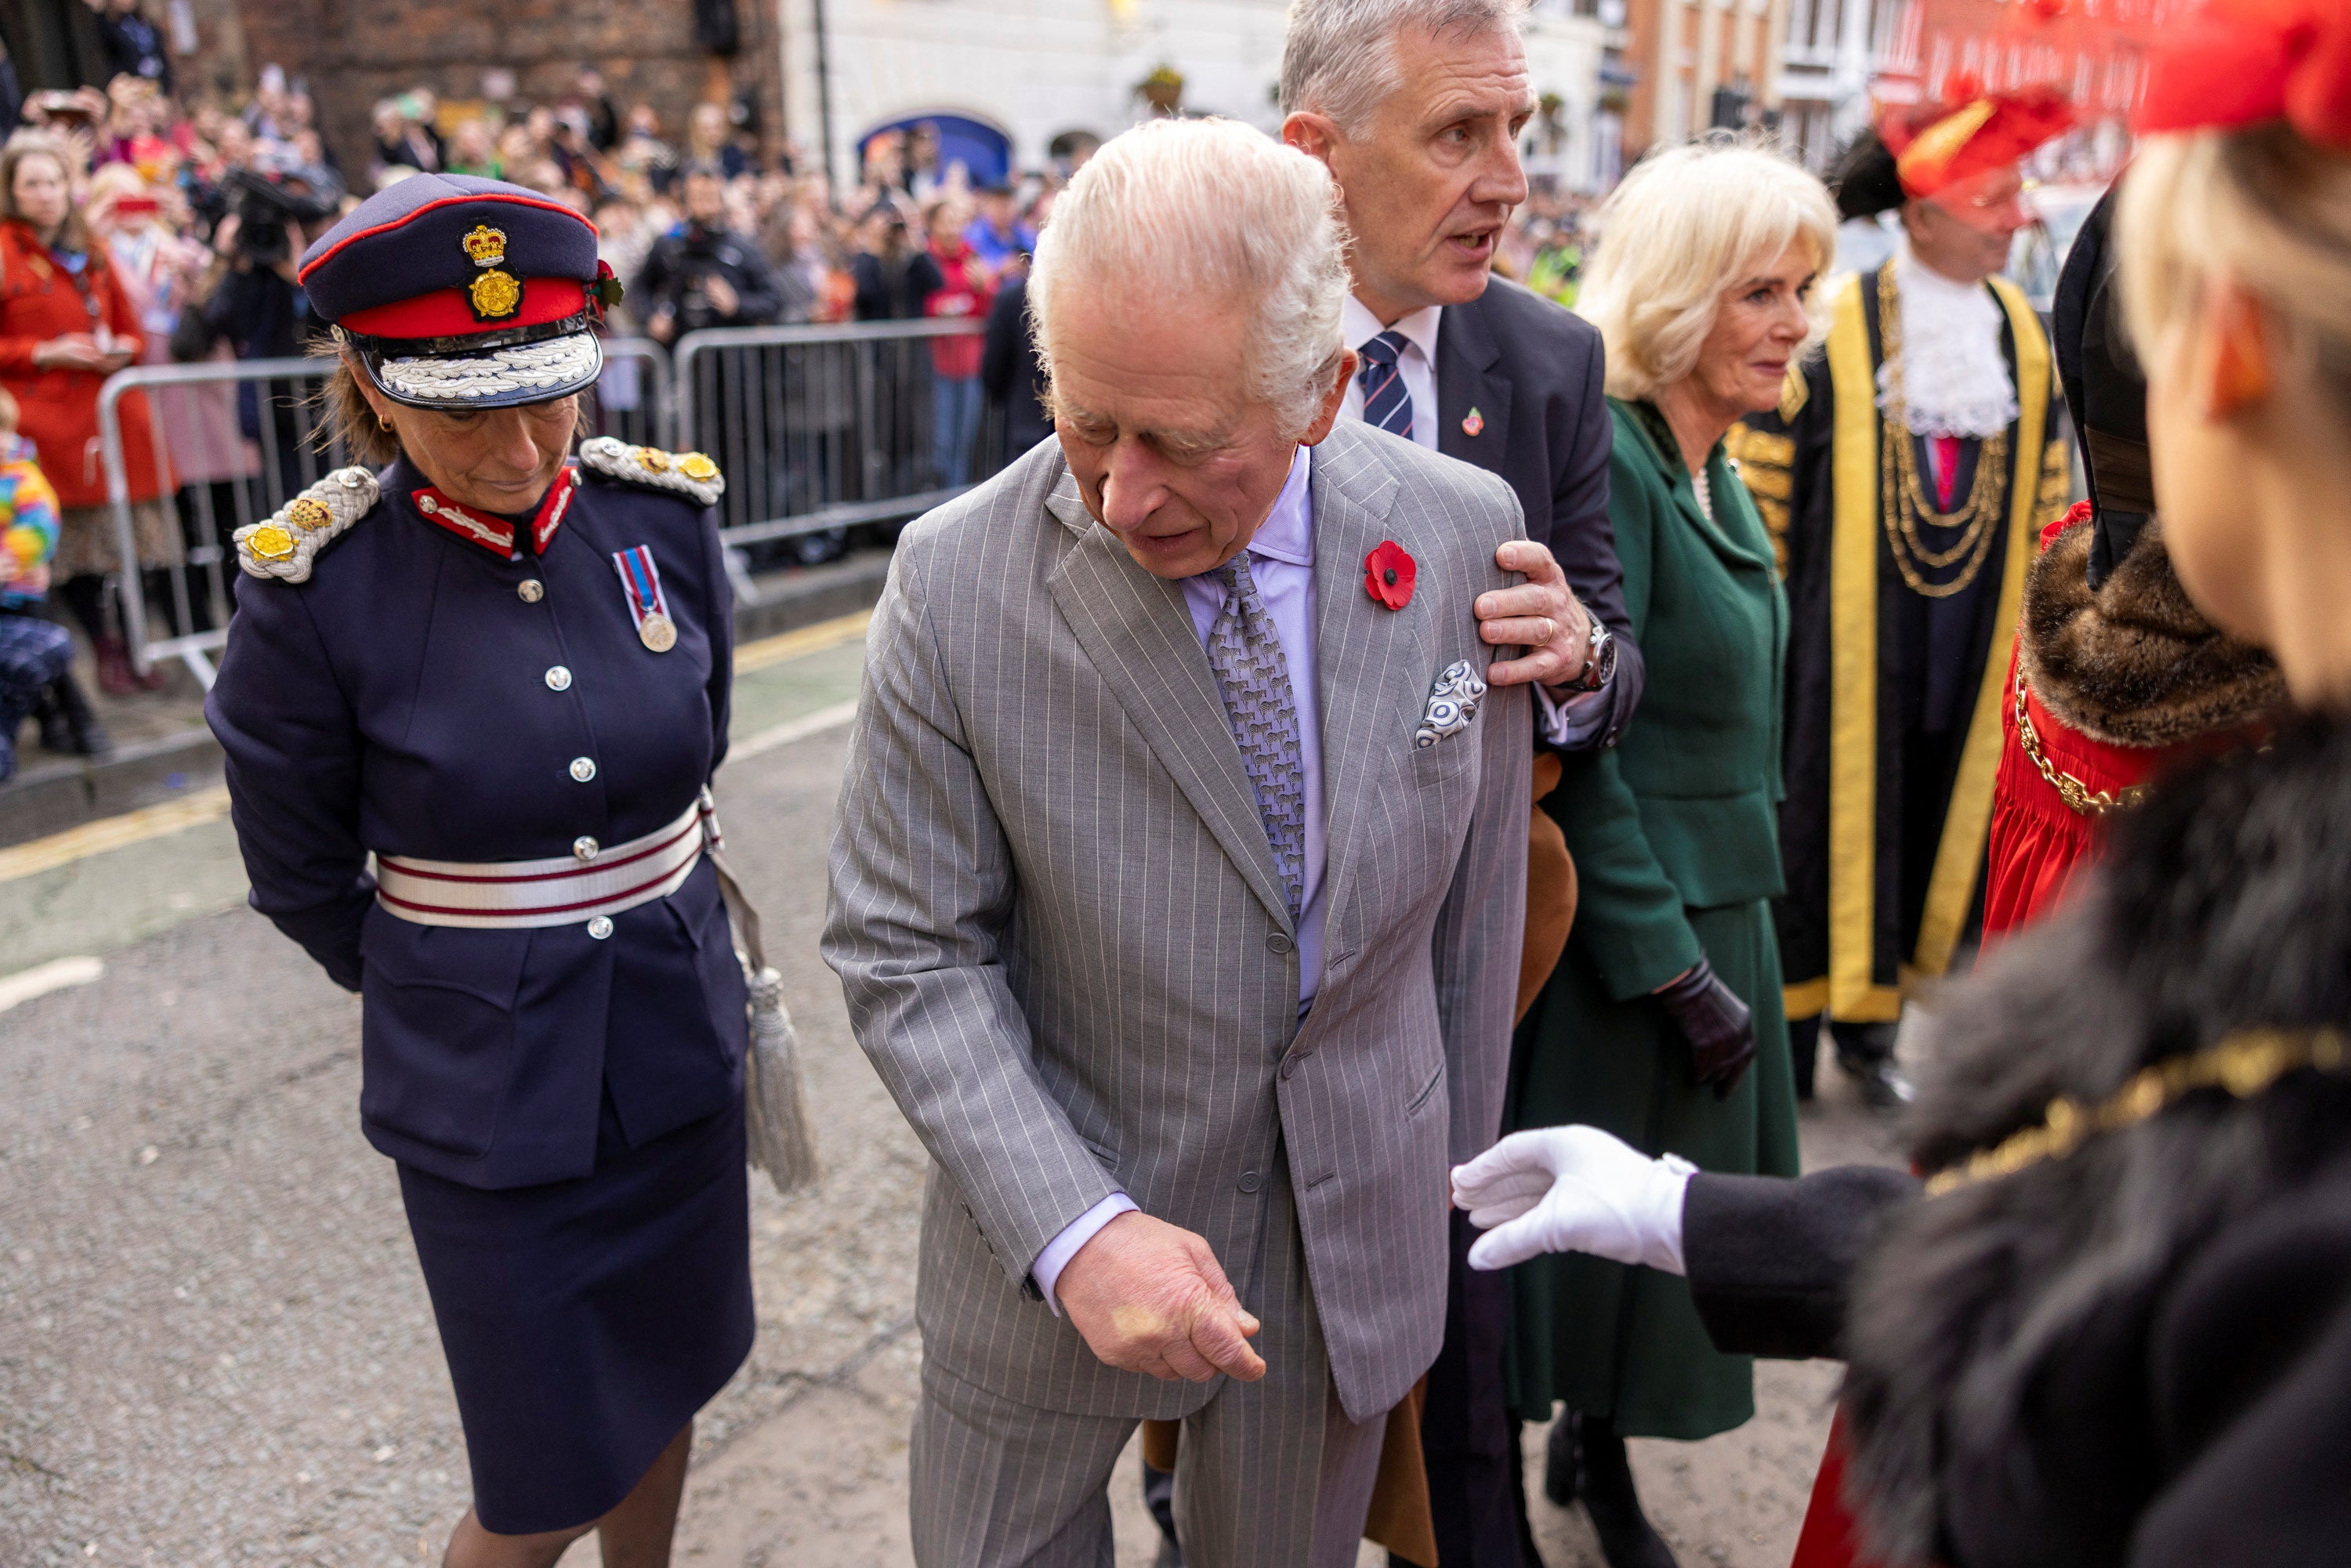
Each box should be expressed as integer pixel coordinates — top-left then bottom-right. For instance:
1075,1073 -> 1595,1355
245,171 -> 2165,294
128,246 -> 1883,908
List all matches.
0,619 -> 1904,1567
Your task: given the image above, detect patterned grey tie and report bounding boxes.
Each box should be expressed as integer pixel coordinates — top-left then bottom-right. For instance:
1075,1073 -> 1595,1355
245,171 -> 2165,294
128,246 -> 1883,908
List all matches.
1203,552 -> 1306,919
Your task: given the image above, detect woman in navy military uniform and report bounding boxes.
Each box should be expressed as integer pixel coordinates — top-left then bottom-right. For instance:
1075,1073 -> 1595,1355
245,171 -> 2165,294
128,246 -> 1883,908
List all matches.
205,175 -> 752,1567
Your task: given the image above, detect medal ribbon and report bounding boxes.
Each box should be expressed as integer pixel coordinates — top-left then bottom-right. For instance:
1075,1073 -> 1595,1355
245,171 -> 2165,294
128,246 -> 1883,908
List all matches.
611,545 -> 668,633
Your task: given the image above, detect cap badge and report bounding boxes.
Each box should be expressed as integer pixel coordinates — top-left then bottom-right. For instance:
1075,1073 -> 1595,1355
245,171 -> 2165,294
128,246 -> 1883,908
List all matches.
462,224 -> 523,323
462,225 -> 509,267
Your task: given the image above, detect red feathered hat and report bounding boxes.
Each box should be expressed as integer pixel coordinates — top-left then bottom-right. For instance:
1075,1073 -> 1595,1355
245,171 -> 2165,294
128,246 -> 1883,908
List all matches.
2137,0 -> 2351,150
1878,80 -> 2077,201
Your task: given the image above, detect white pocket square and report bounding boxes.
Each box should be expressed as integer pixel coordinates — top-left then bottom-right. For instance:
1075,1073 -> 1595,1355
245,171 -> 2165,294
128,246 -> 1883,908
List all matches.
1415,659 -> 1488,748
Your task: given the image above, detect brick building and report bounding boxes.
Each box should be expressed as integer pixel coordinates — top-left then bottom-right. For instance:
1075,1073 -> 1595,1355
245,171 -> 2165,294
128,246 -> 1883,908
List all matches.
1609,0 -> 1788,164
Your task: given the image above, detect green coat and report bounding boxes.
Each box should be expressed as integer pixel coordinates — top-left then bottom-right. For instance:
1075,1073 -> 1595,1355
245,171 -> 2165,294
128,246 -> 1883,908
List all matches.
1504,398 -> 1803,1439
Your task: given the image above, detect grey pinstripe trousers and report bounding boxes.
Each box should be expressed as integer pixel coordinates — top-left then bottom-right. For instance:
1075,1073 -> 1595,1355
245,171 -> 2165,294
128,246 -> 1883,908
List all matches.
907,1157 -> 1386,1567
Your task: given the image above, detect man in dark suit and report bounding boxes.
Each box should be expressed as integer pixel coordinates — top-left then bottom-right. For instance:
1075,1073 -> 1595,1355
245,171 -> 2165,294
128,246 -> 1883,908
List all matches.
1281,2 -> 1643,1564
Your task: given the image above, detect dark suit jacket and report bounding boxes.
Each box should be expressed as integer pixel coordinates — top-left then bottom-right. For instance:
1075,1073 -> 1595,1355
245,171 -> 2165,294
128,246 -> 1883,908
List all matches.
1436,276 -> 1643,744
208,458 -> 748,1190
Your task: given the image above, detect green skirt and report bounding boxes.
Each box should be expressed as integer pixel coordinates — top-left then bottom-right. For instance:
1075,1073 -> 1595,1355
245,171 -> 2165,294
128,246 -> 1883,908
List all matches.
1502,896 -> 1800,1439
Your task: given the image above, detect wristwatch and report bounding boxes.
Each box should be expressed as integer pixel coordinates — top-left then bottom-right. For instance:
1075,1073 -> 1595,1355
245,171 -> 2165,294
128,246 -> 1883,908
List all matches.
1566,618 -> 1616,693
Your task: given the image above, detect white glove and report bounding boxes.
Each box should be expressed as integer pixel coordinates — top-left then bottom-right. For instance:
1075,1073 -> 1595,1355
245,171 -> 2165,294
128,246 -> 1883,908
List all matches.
1451,1125 -> 1696,1274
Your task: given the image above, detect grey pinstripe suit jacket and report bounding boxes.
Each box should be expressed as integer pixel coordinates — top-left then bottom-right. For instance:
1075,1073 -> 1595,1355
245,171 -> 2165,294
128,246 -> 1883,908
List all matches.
822,420 -> 1531,1425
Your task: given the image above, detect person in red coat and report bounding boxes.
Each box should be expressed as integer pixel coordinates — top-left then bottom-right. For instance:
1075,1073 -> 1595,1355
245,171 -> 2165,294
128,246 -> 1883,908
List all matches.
0,132 -> 176,692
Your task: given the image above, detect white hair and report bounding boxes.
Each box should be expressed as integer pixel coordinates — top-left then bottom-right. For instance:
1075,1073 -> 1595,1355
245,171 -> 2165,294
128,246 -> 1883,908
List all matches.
1027,118 -> 1352,436
1279,0 -> 1527,135
1576,137 -> 1842,401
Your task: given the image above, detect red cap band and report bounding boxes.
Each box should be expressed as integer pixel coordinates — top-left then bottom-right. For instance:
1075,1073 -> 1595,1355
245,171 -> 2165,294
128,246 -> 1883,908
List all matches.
341,276 -> 591,342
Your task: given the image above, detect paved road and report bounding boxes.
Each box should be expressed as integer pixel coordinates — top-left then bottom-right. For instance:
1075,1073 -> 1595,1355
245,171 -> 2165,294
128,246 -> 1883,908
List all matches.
0,625 -> 1901,1567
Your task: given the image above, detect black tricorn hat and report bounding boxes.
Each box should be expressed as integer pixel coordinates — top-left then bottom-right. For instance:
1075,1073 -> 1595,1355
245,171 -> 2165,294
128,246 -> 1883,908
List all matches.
2050,185 -> 2151,589
1829,129 -> 1907,222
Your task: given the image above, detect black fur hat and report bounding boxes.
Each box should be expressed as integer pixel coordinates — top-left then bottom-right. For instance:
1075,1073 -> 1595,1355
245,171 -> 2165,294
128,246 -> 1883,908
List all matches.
1829,129 -> 1907,222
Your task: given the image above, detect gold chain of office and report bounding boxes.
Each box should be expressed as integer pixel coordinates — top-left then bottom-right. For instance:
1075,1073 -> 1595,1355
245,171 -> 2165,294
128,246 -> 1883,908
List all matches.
1923,1027 -> 2348,1197
1877,266 -> 2009,599
2011,671 -> 2154,817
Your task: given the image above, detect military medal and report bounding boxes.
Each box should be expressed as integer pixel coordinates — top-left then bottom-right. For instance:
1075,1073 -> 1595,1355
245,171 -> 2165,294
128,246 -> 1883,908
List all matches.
612,545 -> 676,653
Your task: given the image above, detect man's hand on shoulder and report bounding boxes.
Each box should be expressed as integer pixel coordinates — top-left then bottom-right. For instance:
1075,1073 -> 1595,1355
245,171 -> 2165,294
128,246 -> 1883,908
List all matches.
1055,1211 -> 1266,1384
1478,539 -> 1592,690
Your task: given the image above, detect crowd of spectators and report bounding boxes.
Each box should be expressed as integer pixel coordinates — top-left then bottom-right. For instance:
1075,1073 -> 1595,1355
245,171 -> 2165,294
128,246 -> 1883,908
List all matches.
0,18 -> 1601,748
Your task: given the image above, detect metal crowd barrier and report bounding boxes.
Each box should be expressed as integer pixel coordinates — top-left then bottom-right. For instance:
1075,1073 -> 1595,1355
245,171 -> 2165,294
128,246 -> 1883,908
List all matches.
96,337 -> 669,687
95,319 -> 1010,679
671,319 -> 1009,603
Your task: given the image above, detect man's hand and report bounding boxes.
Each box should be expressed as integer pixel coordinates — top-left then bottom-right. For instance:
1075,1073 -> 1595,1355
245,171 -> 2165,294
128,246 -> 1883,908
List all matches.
1478,540 -> 1593,689
647,306 -> 677,346
703,273 -> 740,318
1055,1211 -> 1266,1383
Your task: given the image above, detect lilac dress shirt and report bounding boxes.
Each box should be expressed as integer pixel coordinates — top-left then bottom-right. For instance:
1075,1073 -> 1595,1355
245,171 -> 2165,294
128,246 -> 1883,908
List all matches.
1032,446 -> 1325,1311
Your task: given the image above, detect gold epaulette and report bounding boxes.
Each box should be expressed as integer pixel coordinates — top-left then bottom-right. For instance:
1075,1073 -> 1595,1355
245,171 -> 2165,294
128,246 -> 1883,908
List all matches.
578,436 -> 725,508
234,467 -> 380,584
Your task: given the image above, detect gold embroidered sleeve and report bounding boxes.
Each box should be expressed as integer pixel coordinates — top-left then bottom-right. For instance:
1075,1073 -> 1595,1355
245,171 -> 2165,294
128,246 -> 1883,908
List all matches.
1726,422 -> 1795,577
2037,436 -> 2075,524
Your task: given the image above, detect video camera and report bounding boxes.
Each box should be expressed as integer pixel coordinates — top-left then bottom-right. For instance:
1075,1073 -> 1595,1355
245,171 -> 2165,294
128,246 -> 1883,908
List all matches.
223,165 -> 344,269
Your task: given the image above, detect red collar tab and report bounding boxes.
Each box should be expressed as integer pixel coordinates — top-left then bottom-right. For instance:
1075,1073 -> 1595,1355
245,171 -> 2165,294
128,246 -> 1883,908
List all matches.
411,470 -> 581,559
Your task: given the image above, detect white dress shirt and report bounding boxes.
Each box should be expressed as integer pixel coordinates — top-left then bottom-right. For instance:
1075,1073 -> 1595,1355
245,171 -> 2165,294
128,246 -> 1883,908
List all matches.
1033,447 -> 1327,1313
1341,298 -> 1444,449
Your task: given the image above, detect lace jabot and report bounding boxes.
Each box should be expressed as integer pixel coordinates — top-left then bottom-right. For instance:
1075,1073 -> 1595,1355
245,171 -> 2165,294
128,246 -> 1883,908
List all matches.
1876,241 -> 2019,440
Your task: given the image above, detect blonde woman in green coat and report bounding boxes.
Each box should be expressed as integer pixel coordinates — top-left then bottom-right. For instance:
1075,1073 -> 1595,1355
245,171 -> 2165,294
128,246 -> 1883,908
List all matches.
1503,141 -> 1839,1568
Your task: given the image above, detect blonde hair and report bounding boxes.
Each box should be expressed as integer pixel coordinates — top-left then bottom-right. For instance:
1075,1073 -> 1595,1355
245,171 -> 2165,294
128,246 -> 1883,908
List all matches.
1028,117 -> 1352,437
1576,138 -> 1840,401
2116,122 -> 2351,418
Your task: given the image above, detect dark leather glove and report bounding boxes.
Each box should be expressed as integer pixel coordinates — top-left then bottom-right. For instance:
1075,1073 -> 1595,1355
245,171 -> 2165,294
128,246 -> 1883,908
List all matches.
1654,956 -> 1755,1099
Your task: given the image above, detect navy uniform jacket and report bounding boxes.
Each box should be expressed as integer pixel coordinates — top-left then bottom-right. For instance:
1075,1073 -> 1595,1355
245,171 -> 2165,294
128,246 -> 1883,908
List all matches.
206,456 -> 747,1190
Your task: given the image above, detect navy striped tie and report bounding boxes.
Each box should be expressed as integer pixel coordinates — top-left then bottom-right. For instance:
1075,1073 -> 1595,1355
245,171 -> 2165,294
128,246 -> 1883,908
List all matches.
1357,330 -> 1415,441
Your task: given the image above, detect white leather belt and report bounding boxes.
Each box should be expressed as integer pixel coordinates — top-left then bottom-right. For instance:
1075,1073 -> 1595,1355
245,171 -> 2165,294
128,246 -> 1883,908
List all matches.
375,792 -> 715,929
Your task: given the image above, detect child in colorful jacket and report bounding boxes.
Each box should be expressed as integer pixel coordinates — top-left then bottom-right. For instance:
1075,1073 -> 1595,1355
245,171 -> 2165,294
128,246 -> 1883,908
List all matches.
0,386 -> 82,782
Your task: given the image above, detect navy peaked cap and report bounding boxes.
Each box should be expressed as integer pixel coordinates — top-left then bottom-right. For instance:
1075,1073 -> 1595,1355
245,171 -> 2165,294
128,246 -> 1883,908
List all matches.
298,175 -> 600,328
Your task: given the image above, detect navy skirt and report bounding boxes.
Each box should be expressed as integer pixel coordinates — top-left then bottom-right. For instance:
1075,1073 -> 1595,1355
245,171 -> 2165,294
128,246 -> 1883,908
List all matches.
398,1093 -> 755,1534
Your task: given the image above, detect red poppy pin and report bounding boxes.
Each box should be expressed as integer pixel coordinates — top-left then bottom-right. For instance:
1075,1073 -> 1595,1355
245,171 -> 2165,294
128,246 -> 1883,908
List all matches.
1364,540 -> 1416,610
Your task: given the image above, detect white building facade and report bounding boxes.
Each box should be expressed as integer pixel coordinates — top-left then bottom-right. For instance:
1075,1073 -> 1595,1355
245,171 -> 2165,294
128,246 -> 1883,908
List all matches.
778,0 -> 1617,191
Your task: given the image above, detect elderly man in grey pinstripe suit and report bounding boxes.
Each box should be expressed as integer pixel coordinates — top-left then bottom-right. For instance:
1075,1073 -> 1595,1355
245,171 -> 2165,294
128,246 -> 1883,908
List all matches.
824,117 -> 1593,1568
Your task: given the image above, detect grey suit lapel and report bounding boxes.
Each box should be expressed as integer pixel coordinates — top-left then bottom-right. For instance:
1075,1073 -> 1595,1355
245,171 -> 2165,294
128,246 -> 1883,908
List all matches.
1309,425 -> 1416,967
1043,470 -> 1296,933
1436,296 -> 1514,469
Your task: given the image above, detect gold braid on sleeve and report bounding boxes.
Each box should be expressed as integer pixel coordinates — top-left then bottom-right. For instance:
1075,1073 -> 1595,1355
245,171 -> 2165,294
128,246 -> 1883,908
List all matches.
1726,422 -> 1796,578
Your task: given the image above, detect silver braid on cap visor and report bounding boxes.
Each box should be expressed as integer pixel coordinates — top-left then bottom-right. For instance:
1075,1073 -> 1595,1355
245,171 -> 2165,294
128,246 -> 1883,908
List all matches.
373,331 -> 601,402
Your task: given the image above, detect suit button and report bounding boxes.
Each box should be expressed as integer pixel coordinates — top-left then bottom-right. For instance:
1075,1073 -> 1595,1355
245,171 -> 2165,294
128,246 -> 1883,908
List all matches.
573,836 -> 600,861
1266,932 -> 1295,956
586,915 -> 614,940
1280,1056 -> 1299,1081
517,578 -> 544,603
569,756 -> 596,783
545,665 -> 573,692
1237,1171 -> 1262,1194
